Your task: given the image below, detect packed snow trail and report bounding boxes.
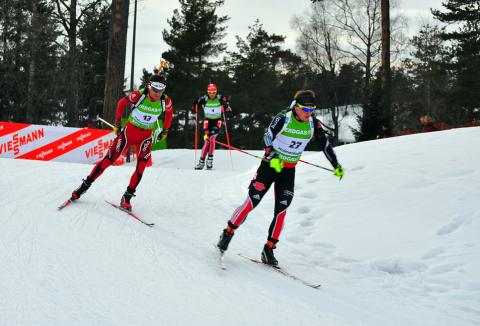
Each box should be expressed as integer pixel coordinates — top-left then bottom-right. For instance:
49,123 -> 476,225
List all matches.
1,128 -> 479,326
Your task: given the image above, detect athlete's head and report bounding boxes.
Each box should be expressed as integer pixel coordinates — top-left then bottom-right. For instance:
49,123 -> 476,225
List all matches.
293,90 -> 316,121
148,75 -> 166,101
207,83 -> 217,99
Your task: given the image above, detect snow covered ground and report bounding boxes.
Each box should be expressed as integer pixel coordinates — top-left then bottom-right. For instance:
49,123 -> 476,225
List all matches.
1,127 -> 479,326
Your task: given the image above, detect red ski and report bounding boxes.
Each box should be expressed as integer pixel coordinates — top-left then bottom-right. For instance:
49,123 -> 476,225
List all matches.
105,200 -> 154,228
58,199 -> 73,210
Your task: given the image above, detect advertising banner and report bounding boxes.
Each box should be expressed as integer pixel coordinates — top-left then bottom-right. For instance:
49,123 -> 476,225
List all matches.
0,122 -> 115,164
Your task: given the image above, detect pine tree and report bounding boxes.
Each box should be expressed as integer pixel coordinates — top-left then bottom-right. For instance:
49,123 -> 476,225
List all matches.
432,0 -> 480,122
162,0 -> 229,147
224,20 -> 303,148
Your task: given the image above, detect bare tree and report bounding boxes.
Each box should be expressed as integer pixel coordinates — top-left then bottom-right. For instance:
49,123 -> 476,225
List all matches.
293,1 -> 345,144
52,0 -> 105,126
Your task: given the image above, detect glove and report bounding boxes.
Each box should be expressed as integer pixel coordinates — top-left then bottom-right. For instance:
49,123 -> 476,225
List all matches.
113,122 -> 121,136
158,129 -> 168,142
263,146 -> 275,161
203,130 -> 209,141
210,126 -> 219,136
270,158 -> 284,173
334,165 -> 344,180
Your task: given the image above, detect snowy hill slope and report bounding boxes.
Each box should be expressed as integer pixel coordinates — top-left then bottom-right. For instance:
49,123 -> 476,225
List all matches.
1,127 -> 479,326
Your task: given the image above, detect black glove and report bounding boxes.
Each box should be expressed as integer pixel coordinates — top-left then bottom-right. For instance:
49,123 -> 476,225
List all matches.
210,126 -> 220,136
263,146 -> 276,161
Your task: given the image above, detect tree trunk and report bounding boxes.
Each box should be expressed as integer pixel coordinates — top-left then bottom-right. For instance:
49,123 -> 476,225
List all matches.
381,0 -> 391,128
65,0 -> 80,126
103,0 -> 129,124
26,0 -> 39,123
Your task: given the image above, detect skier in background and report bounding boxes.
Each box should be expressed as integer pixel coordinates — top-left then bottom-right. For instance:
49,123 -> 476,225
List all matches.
193,83 -> 233,170
69,74 -> 173,211
216,90 -> 344,266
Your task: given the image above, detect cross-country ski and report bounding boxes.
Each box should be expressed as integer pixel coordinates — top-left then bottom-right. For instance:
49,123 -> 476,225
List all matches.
105,200 -> 155,228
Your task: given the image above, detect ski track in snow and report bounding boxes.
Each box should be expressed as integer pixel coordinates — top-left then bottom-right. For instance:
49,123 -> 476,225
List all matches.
1,127 -> 480,325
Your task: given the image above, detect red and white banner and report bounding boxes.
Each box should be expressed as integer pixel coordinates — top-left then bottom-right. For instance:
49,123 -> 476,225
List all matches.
0,121 -> 115,164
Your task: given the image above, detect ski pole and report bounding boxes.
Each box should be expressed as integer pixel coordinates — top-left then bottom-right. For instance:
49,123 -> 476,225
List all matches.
194,104 -> 198,167
298,158 -> 334,171
214,139 -> 264,160
214,140 -> 333,172
222,109 -> 234,170
97,116 -> 115,129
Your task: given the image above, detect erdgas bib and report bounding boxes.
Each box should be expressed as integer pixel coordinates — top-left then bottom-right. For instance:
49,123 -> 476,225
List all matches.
272,111 -> 314,163
128,89 -> 165,129
204,98 -> 222,119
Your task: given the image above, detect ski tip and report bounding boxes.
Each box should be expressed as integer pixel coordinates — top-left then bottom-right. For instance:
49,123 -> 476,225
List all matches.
57,199 -> 73,211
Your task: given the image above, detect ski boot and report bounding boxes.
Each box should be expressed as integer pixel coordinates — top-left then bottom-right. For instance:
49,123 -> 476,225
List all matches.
206,155 -> 214,170
120,187 -> 136,211
217,228 -> 234,252
71,177 -> 93,201
261,242 -> 278,266
195,158 -> 205,170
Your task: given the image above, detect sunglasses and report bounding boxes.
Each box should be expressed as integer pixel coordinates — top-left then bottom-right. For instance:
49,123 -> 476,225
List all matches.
297,104 -> 316,113
151,88 -> 164,94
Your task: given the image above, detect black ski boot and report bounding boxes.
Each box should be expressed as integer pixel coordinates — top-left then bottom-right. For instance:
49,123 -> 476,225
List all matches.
71,177 -> 93,200
195,158 -> 205,170
120,187 -> 136,211
217,228 -> 234,252
261,244 -> 278,266
206,155 -> 214,170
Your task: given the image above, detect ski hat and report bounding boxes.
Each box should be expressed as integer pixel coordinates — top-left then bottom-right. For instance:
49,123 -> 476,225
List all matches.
207,83 -> 217,93
294,90 -> 316,107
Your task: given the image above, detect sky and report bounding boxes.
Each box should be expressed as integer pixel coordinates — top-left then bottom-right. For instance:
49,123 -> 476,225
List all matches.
1,126 -> 480,325
123,0 -> 444,88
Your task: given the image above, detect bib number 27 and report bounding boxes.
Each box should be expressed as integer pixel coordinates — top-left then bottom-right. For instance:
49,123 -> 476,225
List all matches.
289,141 -> 302,149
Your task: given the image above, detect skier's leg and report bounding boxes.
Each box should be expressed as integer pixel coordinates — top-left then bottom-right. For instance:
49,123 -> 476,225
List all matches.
267,168 -> 295,244
228,162 -> 275,229
218,162 -> 275,251
121,136 -> 152,210
261,168 -> 295,265
88,127 -> 129,181
127,136 -> 152,191
72,128 -> 128,200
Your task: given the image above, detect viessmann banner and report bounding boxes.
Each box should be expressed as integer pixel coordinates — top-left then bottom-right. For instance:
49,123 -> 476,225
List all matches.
0,121 -> 115,164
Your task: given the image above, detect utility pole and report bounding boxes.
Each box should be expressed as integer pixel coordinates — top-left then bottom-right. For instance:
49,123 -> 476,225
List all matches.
130,0 -> 137,91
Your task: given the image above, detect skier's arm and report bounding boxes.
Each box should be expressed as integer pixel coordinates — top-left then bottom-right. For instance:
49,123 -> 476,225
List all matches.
194,96 -> 207,110
312,116 -> 339,169
220,94 -> 234,118
162,97 -> 174,130
263,112 -> 286,149
115,90 -> 142,124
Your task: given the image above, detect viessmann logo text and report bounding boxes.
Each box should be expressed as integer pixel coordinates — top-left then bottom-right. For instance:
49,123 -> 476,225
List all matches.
85,138 -> 113,159
0,129 -> 45,155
